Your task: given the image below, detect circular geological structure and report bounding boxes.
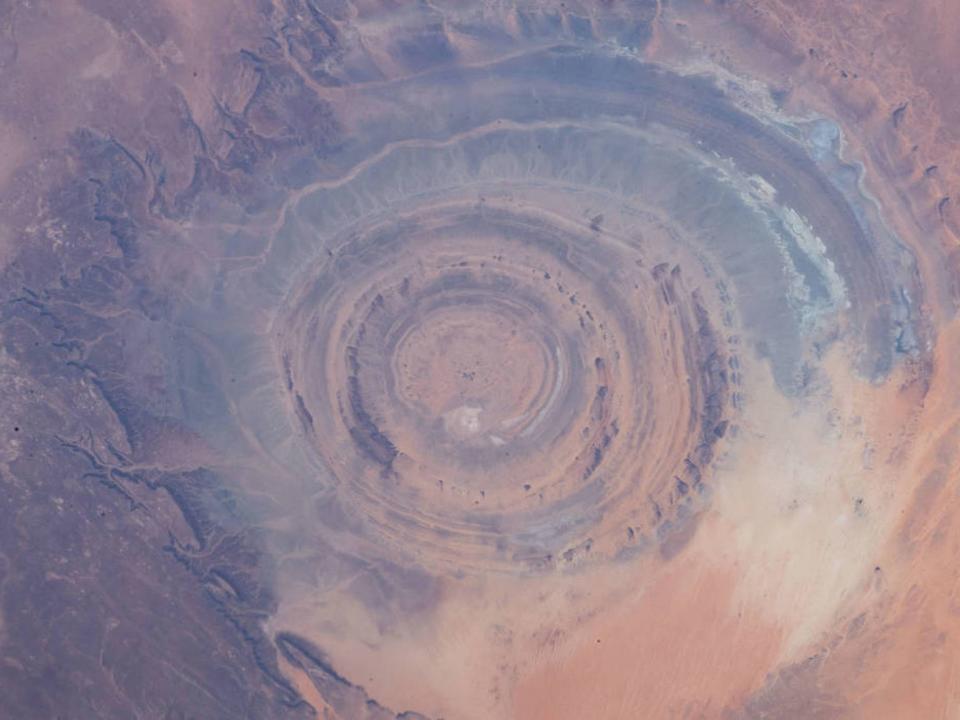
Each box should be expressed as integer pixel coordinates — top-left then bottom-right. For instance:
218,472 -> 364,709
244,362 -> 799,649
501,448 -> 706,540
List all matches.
255,60 -> 913,580
278,202 -> 729,571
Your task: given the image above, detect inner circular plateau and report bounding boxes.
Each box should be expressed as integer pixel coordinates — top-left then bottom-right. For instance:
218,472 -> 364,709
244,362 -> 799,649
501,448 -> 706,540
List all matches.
392,305 -> 553,446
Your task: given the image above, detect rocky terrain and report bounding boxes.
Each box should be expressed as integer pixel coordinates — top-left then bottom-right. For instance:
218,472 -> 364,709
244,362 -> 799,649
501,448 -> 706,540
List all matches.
0,1 -> 957,718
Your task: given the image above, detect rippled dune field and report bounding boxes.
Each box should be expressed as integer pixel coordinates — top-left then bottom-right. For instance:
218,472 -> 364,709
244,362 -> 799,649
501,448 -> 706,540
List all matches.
2,2 -> 959,718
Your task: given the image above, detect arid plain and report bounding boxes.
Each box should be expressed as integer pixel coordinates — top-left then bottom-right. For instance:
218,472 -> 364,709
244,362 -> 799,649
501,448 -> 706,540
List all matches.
0,1 -> 958,719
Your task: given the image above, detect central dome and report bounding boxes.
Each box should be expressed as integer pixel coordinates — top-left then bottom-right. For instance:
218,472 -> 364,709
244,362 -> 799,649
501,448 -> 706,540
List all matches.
393,302 -> 557,445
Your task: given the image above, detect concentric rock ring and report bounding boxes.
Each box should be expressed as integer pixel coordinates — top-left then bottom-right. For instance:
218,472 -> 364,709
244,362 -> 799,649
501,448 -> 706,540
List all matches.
278,202 -> 730,571
252,54 -> 916,578
230,47 -> 919,582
